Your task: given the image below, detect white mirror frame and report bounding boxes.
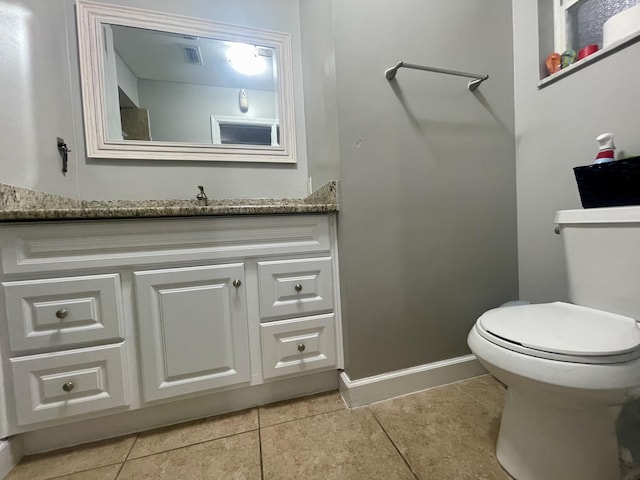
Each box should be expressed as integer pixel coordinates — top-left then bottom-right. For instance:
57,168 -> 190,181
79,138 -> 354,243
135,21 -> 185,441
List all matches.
76,0 -> 297,163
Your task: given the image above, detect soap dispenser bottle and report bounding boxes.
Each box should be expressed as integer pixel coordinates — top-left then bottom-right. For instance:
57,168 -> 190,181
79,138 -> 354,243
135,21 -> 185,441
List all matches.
595,133 -> 616,164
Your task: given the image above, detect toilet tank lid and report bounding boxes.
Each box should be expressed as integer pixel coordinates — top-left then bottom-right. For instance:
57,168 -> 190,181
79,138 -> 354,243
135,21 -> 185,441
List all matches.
478,302 -> 640,357
556,206 -> 640,224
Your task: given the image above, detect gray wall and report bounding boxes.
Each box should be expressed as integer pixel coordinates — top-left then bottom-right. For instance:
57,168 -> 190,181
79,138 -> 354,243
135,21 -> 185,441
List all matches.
332,0 -> 518,380
514,1 -> 640,303
299,0 -> 341,192
1,0 -> 309,200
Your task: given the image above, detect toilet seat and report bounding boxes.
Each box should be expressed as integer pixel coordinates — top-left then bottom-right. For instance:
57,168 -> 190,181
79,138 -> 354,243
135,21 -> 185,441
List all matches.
476,301 -> 640,364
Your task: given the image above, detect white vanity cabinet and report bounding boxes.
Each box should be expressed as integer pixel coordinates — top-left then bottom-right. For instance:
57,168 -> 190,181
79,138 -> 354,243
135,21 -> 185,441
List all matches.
0,213 -> 342,440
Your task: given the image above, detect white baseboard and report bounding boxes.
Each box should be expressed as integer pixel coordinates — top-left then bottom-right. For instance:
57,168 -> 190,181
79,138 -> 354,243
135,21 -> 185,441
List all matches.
0,438 -> 23,480
21,370 -> 338,455
339,355 -> 486,407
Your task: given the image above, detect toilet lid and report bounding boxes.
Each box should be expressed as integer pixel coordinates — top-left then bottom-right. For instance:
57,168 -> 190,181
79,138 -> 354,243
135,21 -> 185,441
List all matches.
477,302 -> 640,359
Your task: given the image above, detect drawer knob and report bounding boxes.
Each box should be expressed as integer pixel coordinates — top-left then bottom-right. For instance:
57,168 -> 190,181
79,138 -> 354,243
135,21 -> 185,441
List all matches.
294,283 -> 303,293
233,279 -> 242,288
55,309 -> 68,319
62,381 -> 74,392
297,343 -> 306,352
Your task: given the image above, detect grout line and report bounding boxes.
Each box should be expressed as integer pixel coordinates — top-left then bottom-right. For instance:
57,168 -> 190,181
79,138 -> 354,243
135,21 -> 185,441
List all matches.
257,409 -> 265,480
259,406 -> 347,430
114,461 -> 125,480
454,383 -> 485,405
123,434 -> 139,462
369,408 -> 421,480
452,381 -> 509,460
113,433 -> 140,480
44,462 -> 122,480
113,428 -> 260,462
113,434 -> 140,479
453,377 -> 504,414
37,434 -> 140,480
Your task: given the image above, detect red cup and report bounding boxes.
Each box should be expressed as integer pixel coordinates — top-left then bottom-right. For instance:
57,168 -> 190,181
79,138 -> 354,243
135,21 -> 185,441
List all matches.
578,44 -> 599,60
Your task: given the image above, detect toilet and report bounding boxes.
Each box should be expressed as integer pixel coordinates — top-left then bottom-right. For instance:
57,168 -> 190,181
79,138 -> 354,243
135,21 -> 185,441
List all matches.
468,206 -> 640,480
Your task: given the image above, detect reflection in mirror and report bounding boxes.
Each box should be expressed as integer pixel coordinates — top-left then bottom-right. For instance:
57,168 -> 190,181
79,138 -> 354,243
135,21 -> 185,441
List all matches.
211,116 -> 279,146
107,26 -> 279,145
76,0 -> 296,163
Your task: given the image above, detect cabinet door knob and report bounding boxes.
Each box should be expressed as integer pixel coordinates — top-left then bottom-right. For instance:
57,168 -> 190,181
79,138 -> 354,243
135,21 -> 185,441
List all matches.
294,283 -> 303,292
62,381 -> 74,392
233,279 -> 242,288
297,343 -> 306,352
56,309 -> 68,319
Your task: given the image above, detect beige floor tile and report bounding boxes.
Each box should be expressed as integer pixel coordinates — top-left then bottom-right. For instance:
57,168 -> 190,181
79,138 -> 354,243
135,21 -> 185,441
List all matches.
259,390 -> 345,427
261,408 -> 415,480
128,408 -> 258,459
53,464 -> 122,480
4,377 -> 512,480
371,384 -> 511,480
456,374 -> 507,418
6,436 -> 135,480
118,431 -> 260,480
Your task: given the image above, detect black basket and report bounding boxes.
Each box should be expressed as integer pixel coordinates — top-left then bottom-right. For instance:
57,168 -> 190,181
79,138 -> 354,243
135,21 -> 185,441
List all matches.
573,156 -> 640,208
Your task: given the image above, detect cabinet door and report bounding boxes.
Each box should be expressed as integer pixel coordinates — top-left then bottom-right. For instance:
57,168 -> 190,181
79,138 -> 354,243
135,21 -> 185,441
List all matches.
134,264 -> 249,401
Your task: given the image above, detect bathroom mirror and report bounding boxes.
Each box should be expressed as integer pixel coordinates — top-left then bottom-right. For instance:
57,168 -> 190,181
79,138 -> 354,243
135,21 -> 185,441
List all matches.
76,0 -> 296,163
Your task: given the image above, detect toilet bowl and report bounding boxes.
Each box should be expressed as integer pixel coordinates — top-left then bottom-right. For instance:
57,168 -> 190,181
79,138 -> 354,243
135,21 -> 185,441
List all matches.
468,205 -> 640,480
469,302 -> 640,480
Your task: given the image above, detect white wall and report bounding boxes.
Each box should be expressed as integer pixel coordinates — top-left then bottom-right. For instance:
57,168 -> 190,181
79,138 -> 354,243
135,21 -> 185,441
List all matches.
138,81 -> 276,143
333,0 -> 518,380
116,51 -> 140,106
1,0 -> 308,201
514,0 -> 640,303
0,2 -> 79,196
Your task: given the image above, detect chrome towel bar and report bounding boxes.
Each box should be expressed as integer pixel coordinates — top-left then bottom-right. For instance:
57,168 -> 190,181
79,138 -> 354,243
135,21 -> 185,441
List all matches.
385,61 -> 489,91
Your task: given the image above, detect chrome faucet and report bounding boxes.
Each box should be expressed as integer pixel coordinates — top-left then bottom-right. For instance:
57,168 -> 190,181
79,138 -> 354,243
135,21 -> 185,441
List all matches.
196,186 -> 208,206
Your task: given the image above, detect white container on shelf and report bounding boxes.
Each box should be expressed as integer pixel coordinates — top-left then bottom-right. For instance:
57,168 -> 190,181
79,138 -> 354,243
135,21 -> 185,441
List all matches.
603,3 -> 640,47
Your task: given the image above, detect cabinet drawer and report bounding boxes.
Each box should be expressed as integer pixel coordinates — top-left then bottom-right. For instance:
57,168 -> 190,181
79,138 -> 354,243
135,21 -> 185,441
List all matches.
258,257 -> 334,320
261,313 -> 336,379
3,274 -> 124,354
10,343 -> 129,426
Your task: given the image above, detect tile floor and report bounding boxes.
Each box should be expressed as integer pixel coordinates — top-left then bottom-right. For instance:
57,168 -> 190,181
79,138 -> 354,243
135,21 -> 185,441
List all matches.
6,375 -> 512,480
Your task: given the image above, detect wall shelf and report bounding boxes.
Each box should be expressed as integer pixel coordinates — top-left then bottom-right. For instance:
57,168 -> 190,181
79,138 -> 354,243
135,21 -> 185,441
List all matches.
538,29 -> 640,89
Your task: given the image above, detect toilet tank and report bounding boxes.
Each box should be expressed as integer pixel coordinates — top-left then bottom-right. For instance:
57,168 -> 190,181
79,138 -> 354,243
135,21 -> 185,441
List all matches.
555,206 -> 640,319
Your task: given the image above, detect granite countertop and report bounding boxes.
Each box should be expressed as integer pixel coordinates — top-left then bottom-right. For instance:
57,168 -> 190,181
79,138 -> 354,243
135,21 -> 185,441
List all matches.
0,181 -> 337,221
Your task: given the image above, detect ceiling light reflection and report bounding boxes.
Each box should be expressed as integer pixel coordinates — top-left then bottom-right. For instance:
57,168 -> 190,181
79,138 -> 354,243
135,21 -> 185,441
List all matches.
227,43 -> 266,76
